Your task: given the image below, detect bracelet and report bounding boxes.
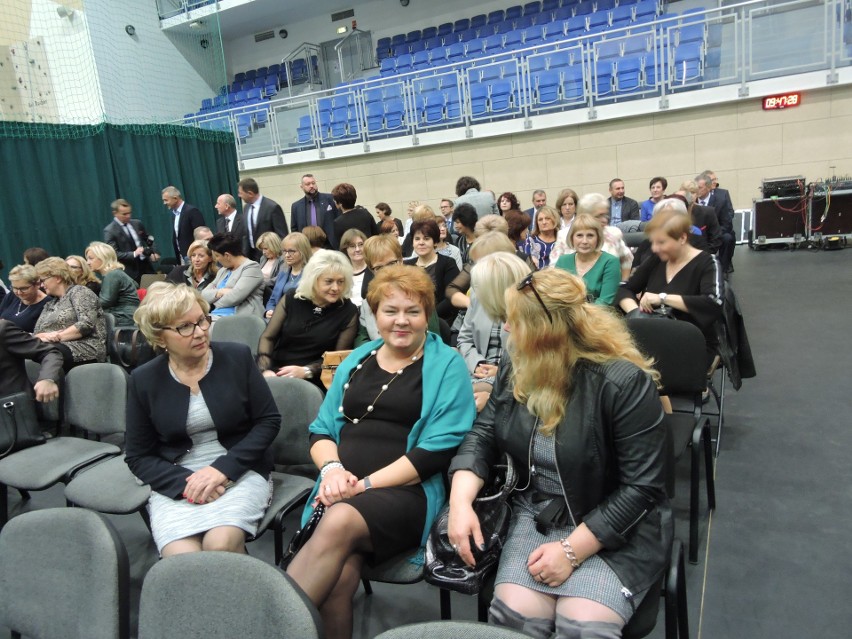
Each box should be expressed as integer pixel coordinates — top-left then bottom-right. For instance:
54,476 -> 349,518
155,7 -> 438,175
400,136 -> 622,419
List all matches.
560,537 -> 581,569
320,461 -> 344,479
363,475 -> 373,491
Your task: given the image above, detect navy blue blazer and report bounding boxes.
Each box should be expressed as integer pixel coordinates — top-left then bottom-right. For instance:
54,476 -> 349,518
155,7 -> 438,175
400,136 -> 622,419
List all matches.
290,192 -> 339,247
103,218 -> 156,283
173,203 -> 207,259
125,342 -> 280,499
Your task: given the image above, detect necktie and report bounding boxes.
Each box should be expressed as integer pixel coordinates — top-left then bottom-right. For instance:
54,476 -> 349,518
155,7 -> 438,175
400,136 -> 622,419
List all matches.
310,200 -> 317,227
226,217 -> 232,233
247,204 -> 255,245
124,224 -> 135,242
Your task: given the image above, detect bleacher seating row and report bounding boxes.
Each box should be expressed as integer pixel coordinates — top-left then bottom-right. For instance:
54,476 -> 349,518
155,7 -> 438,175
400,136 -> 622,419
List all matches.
376,0 -> 657,60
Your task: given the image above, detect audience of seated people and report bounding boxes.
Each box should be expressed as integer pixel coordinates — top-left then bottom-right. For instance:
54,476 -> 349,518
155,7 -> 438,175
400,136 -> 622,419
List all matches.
2,163 -> 740,639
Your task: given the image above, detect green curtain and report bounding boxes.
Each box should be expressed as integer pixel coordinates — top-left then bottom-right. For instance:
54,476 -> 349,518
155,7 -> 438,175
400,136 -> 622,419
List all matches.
0,123 -> 238,268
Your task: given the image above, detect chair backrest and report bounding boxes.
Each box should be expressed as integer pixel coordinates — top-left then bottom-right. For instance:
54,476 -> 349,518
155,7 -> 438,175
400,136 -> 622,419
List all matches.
0,508 -> 130,639
625,317 -> 708,396
65,363 -> 129,436
375,621 -> 530,638
209,314 -> 267,356
138,552 -> 321,639
265,376 -> 324,474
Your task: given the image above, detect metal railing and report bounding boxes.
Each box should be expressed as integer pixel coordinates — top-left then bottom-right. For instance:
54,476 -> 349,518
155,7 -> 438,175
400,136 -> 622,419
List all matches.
179,0 -> 851,162
336,29 -> 376,82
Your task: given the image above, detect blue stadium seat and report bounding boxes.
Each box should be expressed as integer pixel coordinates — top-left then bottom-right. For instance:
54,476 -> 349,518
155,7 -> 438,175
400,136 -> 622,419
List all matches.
615,55 -> 644,92
504,29 -> 523,50
391,33 -> 407,47
611,6 -> 634,29
554,6 -> 573,22
379,58 -> 396,76
446,42 -> 466,63
412,50 -> 431,70
574,1 -> 593,17
562,65 -> 586,100
566,16 -> 586,36
524,2 -> 542,17
430,46 -> 448,65
542,0 -> 559,13
506,5 -> 523,21
479,64 -> 503,83
678,24 -> 706,47
444,88 -> 462,119
424,36 -> 443,49
523,26 -> 544,47
542,20 -> 566,41
484,34 -> 504,55
489,80 -> 515,112
437,23 -> 453,37
488,10 -> 505,25
422,26 -> 438,40
409,40 -> 426,54
201,98 -> 213,112
515,15 -> 535,31
297,115 -> 313,143
466,37 -> 485,57
596,0 -> 616,12
364,87 -> 383,106
471,14 -> 487,30
422,91 -> 446,124
406,30 -> 422,43
634,0 -> 657,21
395,53 -> 413,74
384,99 -> 406,130
245,69 -> 257,80
528,53 -> 549,73
594,60 -> 614,96
233,72 -> 246,83
624,33 -> 652,57
588,11 -> 609,31
549,49 -> 574,70
535,69 -> 562,105
365,102 -> 384,134
597,39 -> 622,60
469,82 -> 489,116
454,18 -> 470,32
672,42 -> 703,84
494,20 -> 513,35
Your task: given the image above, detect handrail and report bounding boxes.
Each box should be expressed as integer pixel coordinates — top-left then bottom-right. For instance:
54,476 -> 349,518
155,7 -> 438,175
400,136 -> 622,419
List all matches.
335,29 -> 372,82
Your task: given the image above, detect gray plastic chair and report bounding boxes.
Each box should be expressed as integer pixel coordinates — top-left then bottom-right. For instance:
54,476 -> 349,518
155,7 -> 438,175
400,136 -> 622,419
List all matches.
0,363 -> 127,528
258,376 -> 324,565
138,551 -> 321,639
210,314 -> 267,356
0,508 -> 130,639
375,621 -> 529,638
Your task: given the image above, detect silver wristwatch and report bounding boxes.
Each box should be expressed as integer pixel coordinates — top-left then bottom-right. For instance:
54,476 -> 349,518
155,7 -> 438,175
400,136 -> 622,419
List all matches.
302,367 -> 313,379
659,293 -> 668,305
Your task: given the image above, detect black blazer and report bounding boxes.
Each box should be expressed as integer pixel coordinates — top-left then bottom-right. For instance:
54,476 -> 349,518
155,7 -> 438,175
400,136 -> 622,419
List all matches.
124,342 -> 280,499
246,197 -> 288,260
173,203 -> 206,259
691,204 -> 722,253
290,193 -> 339,247
706,188 -> 735,234
0,319 -> 63,398
608,196 -> 640,222
403,253 -> 460,307
216,212 -> 250,256
103,218 -> 156,283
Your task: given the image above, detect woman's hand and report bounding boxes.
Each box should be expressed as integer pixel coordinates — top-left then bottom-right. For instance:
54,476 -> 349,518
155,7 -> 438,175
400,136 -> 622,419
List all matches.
448,502 -> 484,567
261,369 -> 277,379
265,309 -> 274,319
638,292 -> 661,313
473,363 -> 498,379
527,541 -> 575,588
184,466 -> 228,504
317,467 -> 359,506
215,287 -> 232,299
473,391 -> 491,412
275,365 -> 307,379
35,331 -> 62,343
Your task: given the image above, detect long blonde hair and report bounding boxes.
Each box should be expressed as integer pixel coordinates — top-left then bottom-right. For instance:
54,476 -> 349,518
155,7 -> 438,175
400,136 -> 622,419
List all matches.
505,269 -> 657,434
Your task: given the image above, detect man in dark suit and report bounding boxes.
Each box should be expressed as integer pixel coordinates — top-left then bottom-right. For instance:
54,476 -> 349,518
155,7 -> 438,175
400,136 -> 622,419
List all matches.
607,178 -> 641,229
238,177 -> 287,261
103,199 -> 159,284
0,319 -> 62,402
162,186 -> 206,263
697,171 -> 735,273
214,194 -> 249,254
290,173 -> 339,248
524,189 -> 547,229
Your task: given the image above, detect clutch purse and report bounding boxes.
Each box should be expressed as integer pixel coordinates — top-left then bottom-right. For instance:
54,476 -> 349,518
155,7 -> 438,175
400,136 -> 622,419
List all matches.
321,350 -> 353,389
425,453 -> 518,595
280,502 -> 325,569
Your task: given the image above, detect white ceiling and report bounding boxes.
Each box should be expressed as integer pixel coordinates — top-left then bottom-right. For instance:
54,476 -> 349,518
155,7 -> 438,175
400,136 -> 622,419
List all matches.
214,0 -> 374,40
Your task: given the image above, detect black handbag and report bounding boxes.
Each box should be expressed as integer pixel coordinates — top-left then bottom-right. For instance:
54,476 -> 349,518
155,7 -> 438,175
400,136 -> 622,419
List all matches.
112,328 -> 156,370
0,392 -> 46,459
280,502 -> 325,569
425,453 -> 518,595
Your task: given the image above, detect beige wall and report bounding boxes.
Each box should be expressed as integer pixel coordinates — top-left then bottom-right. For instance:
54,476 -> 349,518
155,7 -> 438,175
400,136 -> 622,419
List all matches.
244,84 -> 852,221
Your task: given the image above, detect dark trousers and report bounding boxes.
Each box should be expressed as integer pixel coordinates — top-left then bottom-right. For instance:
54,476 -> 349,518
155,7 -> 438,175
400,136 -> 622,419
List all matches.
719,231 -> 735,271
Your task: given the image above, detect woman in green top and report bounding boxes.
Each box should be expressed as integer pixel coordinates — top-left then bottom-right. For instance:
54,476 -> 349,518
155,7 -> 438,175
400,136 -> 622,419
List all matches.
86,241 -> 140,326
554,214 -> 621,305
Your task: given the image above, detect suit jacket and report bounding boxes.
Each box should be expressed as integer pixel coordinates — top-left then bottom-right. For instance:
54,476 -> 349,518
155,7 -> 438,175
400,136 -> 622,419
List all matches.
245,196 -> 287,260
290,192 -> 339,247
124,342 -> 280,498
103,218 -> 156,283
706,188 -> 735,235
691,204 -> 722,253
0,319 -> 63,398
200,259 -> 265,317
172,203 -> 206,260
215,212 -> 250,256
454,188 -> 498,219
608,196 -> 641,223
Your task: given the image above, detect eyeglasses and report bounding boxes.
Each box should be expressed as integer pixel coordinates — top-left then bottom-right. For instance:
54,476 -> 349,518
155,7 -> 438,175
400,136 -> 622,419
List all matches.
372,259 -> 400,272
11,284 -> 35,293
517,273 -> 553,324
282,249 -> 299,255
161,315 -> 212,337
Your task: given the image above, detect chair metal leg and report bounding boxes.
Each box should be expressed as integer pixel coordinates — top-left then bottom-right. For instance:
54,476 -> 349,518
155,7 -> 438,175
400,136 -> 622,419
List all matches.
703,419 -> 716,510
666,540 -> 689,639
362,578 -> 373,595
477,590 -> 489,622
139,507 -> 152,532
439,588 -> 452,620
714,372 -> 726,457
689,424 -> 702,564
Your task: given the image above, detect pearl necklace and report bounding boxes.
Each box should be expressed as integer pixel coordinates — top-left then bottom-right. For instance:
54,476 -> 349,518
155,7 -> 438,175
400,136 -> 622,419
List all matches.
338,343 -> 425,424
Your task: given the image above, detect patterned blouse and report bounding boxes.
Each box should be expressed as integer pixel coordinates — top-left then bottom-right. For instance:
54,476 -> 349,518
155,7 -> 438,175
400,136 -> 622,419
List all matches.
34,285 -> 106,363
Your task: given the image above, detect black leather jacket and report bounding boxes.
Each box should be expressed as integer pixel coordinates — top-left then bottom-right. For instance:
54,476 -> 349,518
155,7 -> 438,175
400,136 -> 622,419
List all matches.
449,357 -> 673,594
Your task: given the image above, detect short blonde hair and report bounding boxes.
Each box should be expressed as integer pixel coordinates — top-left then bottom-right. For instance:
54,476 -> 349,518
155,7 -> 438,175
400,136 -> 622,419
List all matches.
282,232 -> 312,267
645,205 -> 691,240
34,257 -> 73,286
86,241 -> 124,273
134,282 -> 210,351
469,231 -> 516,262
64,256 -> 100,286
471,252 -> 531,322
295,249 -> 353,301
412,204 -> 435,223
256,232 -> 283,257
302,226 -> 327,249
474,214 -> 509,237
8,264 -> 39,285
363,234 -> 402,268
569,214 -> 604,251
366,264 -> 435,320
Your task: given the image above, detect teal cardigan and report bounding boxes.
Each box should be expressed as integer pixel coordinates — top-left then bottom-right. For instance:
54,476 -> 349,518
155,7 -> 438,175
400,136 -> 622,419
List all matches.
555,251 -> 621,305
301,332 -> 476,546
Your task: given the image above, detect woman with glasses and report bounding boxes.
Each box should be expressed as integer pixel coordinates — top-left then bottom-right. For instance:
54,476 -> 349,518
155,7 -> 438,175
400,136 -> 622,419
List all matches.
258,250 -> 358,390
65,255 -> 102,296
0,264 -> 49,332
33,257 -> 106,369
447,268 -> 671,639
339,229 -> 368,307
265,232 -> 311,319
125,282 -> 280,557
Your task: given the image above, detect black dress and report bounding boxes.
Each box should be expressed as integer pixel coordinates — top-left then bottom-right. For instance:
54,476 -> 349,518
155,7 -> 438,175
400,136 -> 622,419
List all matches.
0,294 -> 49,333
312,355 -> 453,563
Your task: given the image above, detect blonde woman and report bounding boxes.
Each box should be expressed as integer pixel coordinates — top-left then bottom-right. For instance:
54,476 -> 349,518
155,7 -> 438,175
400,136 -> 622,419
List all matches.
553,214 -> 621,305
165,240 -> 218,290
265,232 -> 312,318
448,268 -> 671,639
523,206 -> 560,269
256,232 -> 284,285
0,264 -> 49,332
66,255 -> 102,296
86,241 -> 140,326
